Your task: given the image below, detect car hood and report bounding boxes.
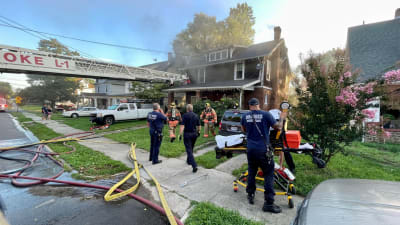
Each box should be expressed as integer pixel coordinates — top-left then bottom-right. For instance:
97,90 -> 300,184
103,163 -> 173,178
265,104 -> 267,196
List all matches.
294,179 -> 400,225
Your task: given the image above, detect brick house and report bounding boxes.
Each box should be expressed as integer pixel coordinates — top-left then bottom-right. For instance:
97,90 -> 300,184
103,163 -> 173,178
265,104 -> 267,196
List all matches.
142,26 -> 291,110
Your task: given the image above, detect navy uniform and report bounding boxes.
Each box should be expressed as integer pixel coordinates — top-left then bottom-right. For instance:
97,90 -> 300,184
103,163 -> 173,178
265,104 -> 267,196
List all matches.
180,110 -> 200,173
147,110 -> 167,164
241,98 -> 281,213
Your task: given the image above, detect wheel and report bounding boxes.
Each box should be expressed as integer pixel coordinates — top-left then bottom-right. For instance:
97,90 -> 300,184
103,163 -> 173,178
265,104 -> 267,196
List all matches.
71,113 -> 79,118
288,198 -> 294,208
289,184 -> 296,195
104,116 -> 114,125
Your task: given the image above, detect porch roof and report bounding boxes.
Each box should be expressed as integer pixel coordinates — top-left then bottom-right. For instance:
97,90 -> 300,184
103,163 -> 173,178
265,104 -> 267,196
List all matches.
166,79 -> 260,92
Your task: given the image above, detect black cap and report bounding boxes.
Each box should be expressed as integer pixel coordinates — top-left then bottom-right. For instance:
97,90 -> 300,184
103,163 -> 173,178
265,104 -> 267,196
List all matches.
248,98 -> 259,106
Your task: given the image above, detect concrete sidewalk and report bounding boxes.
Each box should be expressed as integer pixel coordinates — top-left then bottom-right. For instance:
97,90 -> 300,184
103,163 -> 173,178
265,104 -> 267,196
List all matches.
23,112 -> 303,224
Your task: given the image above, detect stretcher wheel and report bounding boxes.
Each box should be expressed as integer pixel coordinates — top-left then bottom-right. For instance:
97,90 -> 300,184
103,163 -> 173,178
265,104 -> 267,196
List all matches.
288,198 -> 294,208
233,186 -> 238,192
289,185 -> 296,195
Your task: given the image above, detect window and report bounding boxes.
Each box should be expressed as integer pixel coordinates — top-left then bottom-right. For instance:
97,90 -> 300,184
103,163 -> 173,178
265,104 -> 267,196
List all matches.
129,104 -> 136,110
209,53 -> 216,61
234,62 -> 245,80
216,52 -> 222,60
209,49 -> 228,62
266,60 -> 271,81
197,68 -> 206,83
222,112 -> 243,122
118,104 -> 129,111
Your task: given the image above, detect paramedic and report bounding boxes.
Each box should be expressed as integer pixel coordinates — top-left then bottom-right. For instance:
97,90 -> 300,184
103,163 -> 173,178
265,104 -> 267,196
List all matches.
241,98 -> 284,213
179,104 -> 201,173
147,103 -> 167,165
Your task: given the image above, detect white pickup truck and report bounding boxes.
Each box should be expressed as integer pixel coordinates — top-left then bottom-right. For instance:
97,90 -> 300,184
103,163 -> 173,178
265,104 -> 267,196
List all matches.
90,103 -> 153,125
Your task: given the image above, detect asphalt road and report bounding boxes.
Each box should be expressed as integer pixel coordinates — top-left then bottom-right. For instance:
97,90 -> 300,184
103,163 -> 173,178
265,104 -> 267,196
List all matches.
0,112 -> 168,225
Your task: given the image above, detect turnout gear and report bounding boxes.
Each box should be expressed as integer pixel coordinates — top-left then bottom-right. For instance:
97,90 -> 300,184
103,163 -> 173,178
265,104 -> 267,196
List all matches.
166,103 -> 181,142
200,104 -> 217,137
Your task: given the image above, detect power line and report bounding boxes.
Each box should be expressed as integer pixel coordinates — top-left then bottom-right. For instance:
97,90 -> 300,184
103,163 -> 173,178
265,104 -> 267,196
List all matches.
0,22 -> 185,56
0,15 -> 95,58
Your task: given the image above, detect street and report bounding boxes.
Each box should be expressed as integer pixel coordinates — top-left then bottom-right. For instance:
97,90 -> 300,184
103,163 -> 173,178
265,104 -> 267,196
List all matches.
0,112 -> 168,225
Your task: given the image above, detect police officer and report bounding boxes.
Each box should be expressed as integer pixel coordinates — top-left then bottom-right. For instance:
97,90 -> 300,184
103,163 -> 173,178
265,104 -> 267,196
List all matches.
147,103 -> 167,165
241,98 -> 284,213
179,104 -> 201,173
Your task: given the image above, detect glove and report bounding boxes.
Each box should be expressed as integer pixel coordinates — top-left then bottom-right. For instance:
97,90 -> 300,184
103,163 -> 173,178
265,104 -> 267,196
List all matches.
178,135 -> 182,142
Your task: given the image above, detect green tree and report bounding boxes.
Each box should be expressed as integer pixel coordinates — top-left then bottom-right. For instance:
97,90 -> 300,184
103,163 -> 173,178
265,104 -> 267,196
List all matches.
173,3 -> 255,56
0,81 -> 12,98
131,81 -> 168,100
24,38 -> 80,107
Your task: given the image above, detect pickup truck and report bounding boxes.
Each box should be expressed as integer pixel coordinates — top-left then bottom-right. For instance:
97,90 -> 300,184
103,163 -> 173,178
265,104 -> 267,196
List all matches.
90,103 -> 153,125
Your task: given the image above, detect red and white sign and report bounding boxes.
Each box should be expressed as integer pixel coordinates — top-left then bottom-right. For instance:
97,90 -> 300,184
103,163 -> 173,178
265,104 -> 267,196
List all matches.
0,52 -> 75,70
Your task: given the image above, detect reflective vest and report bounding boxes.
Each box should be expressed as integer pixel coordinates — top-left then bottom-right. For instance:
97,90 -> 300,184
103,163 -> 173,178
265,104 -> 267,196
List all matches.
167,108 -> 181,121
201,108 -> 217,122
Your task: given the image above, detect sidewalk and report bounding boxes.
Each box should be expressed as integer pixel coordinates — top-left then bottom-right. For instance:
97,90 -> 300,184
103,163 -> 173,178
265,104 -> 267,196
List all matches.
23,112 -> 303,224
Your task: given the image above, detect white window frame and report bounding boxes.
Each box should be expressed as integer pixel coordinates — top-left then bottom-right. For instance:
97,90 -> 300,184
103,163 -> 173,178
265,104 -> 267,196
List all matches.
197,68 -> 206,83
209,53 -> 216,62
209,49 -> 228,62
234,61 -> 245,80
266,60 -> 271,81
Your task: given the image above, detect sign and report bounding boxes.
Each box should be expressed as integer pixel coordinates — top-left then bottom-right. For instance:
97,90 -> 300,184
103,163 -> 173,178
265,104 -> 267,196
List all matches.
0,52 -> 76,71
15,96 -> 22,104
365,99 -> 380,123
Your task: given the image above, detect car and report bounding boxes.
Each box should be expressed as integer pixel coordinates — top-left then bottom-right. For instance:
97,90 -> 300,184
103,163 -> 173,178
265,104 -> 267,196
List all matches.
0,98 -> 8,112
62,107 -> 98,118
90,102 -> 153,125
219,109 -> 249,136
291,179 -> 400,225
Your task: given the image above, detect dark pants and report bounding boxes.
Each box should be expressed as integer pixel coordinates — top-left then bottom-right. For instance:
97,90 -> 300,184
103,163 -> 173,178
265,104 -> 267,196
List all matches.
284,152 -> 295,172
246,150 -> 275,203
183,132 -> 197,169
150,130 -> 162,163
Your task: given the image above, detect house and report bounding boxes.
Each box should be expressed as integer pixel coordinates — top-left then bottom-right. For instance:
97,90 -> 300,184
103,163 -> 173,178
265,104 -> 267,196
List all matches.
142,26 -> 291,110
79,79 -> 136,109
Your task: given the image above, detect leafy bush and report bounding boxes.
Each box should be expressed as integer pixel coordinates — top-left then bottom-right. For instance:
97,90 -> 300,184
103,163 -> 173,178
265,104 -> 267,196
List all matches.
193,97 -> 239,124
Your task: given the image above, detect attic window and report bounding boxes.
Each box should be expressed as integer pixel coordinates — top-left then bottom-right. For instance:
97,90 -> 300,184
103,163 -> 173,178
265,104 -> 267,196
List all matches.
209,49 -> 228,62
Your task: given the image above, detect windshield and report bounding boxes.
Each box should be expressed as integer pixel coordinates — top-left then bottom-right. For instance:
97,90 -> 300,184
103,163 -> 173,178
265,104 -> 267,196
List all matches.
223,112 -> 243,122
108,105 -> 119,110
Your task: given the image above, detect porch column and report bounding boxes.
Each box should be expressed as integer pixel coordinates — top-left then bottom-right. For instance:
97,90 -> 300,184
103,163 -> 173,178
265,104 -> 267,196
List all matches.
239,89 -> 244,109
168,91 -> 174,105
94,98 -> 98,108
196,90 -> 201,98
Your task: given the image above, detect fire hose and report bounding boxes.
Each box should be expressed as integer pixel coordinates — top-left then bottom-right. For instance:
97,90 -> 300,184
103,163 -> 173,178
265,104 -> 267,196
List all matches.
0,133 -> 183,225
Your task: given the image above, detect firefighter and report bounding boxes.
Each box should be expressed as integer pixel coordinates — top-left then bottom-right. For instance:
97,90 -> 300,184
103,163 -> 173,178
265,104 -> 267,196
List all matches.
166,102 -> 181,142
200,103 -> 217,138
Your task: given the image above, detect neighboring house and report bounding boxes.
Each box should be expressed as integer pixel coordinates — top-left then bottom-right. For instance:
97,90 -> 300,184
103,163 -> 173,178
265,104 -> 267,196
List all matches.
142,26 -> 291,110
79,79 -> 136,109
347,8 -> 400,112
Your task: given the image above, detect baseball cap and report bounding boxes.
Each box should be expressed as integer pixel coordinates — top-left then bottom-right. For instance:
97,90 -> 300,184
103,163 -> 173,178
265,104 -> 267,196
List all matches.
248,98 -> 259,106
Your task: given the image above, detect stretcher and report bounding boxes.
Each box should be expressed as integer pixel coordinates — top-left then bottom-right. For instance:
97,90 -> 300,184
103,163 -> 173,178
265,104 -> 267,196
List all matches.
214,106 -> 325,208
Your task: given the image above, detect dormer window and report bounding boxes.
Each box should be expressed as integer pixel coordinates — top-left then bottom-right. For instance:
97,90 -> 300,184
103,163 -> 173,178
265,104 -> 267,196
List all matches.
209,49 -> 228,62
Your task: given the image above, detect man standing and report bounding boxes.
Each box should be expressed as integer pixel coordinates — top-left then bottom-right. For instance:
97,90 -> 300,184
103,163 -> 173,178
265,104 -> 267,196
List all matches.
41,104 -> 48,120
147,103 -> 167,165
241,98 -> 285,213
166,102 -> 181,142
200,103 -> 217,137
179,104 -> 200,173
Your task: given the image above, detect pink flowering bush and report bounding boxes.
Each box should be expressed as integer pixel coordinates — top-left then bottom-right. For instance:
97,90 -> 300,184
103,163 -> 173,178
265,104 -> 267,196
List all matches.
383,69 -> 400,84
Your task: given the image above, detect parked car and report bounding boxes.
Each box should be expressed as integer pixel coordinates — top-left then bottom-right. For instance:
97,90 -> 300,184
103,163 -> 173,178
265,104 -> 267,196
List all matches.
0,98 -> 8,112
219,109 -> 249,136
90,102 -> 153,125
62,107 -> 98,118
291,179 -> 400,225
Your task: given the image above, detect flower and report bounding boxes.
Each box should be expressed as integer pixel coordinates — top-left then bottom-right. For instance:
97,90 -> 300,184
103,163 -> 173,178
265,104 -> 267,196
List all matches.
383,131 -> 391,138
362,109 -> 375,119
343,71 -> 352,78
367,129 -> 377,135
336,87 -> 359,107
383,69 -> 400,84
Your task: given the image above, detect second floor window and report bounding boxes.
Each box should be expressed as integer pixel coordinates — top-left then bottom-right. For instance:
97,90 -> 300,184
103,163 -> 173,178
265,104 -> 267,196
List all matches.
209,49 -> 228,62
197,68 -> 206,83
234,62 -> 245,80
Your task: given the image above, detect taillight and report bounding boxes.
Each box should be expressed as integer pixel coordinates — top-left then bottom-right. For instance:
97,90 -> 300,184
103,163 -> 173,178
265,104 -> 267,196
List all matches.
4,104 -> 8,107
219,122 -> 222,130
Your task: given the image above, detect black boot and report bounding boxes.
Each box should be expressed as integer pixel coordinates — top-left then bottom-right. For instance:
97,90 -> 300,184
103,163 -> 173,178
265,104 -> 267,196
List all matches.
247,193 -> 255,205
170,137 -> 175,143
262,202 -> 282,213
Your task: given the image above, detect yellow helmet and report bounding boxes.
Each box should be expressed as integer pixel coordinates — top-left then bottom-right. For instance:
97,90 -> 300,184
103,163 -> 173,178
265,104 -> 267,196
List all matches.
170,102 -> 176,107
205,103 -> 210,107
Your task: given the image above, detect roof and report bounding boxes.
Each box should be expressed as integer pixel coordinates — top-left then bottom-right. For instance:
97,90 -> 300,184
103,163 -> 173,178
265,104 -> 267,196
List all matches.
181,40 -> 282,69
166,79 -> 260,92
140,59 -> 182,74
347,18 -> 400,81
293,179 -> 400,225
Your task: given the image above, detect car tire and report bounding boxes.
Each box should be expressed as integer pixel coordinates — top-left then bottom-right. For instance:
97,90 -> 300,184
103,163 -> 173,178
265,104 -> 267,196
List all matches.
104,116 -> 114,125
71,113 -> 79,118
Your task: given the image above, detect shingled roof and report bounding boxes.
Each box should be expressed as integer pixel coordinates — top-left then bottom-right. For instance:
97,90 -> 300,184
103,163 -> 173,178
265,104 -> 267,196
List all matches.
347,18 -> 400,81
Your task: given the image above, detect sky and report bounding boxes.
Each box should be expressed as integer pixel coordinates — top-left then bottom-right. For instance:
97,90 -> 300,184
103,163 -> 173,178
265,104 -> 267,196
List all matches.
0,0 -> 398,89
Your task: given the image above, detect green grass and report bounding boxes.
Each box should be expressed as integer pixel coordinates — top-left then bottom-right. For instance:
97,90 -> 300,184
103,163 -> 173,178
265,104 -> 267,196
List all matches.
105,127 -> 217,158
185,202 -> 263,225
195,151 -> 233,169
10,112 -> 33,123
50,113 -> 147,132
232,142 -> 400,196
18,120 -> 129,179
361,142 -> 400,153
20,104 -> 42,113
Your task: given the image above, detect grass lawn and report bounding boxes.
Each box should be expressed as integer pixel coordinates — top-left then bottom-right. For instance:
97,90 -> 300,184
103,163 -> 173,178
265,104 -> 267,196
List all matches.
105,127 -> 217,158
195,151 -> 236,169
21,104 -> 42,113
10,112 -> 33,123
185,202 -> 262,225
232,142 -> 400,196
51,113 -> 147,132
12,112 -> 129,179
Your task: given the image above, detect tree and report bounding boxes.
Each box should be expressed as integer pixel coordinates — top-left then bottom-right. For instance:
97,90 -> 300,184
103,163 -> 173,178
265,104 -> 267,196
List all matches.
173,3 -> 255,56
24,39 -> 80,107
293,50 -> 381,163
131,81 -> 168,100
0,81 -> 12,98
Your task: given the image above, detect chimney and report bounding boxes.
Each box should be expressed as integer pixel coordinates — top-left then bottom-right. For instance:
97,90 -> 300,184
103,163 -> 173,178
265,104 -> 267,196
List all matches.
168,52 -> 173,64
395,8 -> 400,19
274,26 -> 281,42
